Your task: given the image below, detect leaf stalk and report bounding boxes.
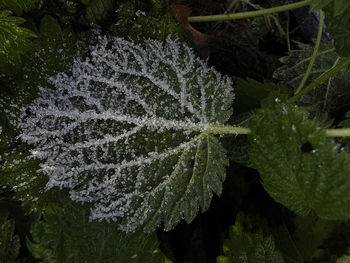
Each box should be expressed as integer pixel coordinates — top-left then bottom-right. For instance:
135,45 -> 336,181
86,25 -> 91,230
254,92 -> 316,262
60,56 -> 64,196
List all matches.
188,0 -> 312,22
205,125 -> 350,138
326,128 -> 350,137
205,126 -> 251,135
295,9 -> 324,94
289,56 -> 350,103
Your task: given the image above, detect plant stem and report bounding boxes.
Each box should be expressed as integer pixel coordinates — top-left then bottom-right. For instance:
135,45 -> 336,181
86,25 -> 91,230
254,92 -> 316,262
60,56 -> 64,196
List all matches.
205,125 -> 251,135
188,0 -> 312,22
289,56 -> 350,103
326,128 -> 350,137
205,125 -> 350,137
323,56 -> 340,110
295,9 -> 324,94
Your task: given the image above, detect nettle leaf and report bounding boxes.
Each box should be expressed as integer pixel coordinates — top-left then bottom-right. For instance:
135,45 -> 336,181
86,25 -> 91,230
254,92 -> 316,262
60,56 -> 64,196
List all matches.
273,41 -> 350,113
0,10 -> 37,70
249,101 -> 350,219
310,0 -> 333,11
310,0 -> 350,56
0,213 -> 20,263
216,212 -> 284,263
0,16 -> 85,212
27,194 -> 164,263
0,0 -> 39,15
310,0 -> 350,17
18,36 -> 233,232
324,4 -> 350,57
28,15 -> 88,86
291,214 -> 338,261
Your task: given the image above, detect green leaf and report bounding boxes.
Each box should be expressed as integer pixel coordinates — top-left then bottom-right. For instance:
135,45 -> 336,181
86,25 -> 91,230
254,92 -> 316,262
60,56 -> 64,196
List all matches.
0,16 -> 89,213
249,101 -> 350,219
273,215 -> 339,263
310,0 -> 350,15
310,0 -> 350,56
273,41 -> 350,113
339,111 -> 350,127
292,215 -> 337,261
217,212 -> 285,263
0,213 -> 20,263
0,0 -> 38,15
27,194 -> 164,263
0,143 -> 55,213
18,36 -> 233,232
324,5 -> 350,56
26,15 -> 87,85
337,254 -> 350,263
310,0 -> 333,11
0,10 -> 37,70
333,0 -> 350,16
272,224 -> 304,263
81,0 -> 117,24
233,77 -> 275,114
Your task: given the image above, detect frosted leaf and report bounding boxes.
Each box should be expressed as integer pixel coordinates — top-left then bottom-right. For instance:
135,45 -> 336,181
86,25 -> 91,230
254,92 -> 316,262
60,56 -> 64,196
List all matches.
18,36 -> 234,232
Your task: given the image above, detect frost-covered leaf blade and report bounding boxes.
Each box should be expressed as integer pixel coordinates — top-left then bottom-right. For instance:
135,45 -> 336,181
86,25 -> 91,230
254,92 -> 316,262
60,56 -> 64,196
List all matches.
249,102 -> 350,219
0,15 -> 88,212
18,36 -> 233,231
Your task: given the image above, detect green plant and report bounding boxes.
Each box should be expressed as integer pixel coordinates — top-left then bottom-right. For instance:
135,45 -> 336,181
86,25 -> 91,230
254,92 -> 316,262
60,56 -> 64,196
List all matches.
26,193 -> 164,263
0,0 -> 38,15
0,10 -> 36,70
2,0 -> 350,262
17,35 -> 234,232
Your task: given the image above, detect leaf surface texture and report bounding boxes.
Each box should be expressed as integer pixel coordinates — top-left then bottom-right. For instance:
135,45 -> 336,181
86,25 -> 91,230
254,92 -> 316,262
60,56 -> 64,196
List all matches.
249,102 -> 350,219
27,194 -> 164,263
18,36 -> 233,231
0,10 -> 36,69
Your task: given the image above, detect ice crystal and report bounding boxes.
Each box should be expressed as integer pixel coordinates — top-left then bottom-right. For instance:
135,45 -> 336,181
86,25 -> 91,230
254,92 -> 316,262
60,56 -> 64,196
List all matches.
18,36 -> 234,232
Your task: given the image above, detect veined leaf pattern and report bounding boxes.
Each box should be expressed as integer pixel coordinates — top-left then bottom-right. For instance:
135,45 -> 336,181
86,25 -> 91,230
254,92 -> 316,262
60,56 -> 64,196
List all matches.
18,36 -> 233,232
249,102 -> 350,220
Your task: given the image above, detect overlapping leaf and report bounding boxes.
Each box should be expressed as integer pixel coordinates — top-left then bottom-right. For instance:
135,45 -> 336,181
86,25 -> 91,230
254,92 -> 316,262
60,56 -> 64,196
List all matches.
324,4 -> 350,57
0,0 -> 38,15
249,101 -> 350,219
0,15 -> 88,212
27,194 -> 164,263
18,36 -> 233,232
273,41 -> 350,113
310,0 -> 350,17
0,10 -> 36,69
310,0 -> 350,56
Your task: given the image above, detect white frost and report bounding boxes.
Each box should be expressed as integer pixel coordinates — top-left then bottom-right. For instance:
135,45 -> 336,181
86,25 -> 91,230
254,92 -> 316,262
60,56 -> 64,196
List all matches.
18,35 -> 234,231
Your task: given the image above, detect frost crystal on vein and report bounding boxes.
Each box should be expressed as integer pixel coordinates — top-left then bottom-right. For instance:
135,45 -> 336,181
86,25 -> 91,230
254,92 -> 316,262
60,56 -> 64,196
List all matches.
18,36 -> 234,232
